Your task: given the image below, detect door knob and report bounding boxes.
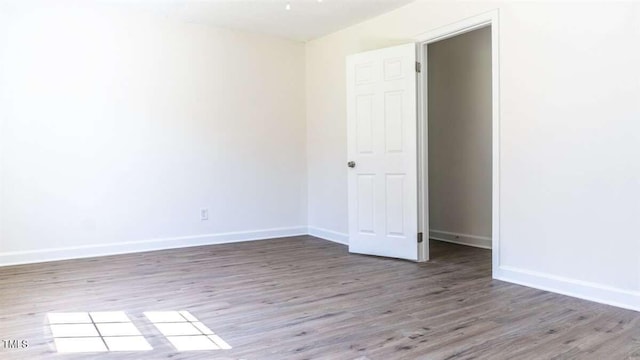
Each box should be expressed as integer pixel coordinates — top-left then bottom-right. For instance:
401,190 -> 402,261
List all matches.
347,161 -> 356,168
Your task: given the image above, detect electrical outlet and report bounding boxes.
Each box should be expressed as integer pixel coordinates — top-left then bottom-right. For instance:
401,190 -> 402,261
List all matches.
200,208 -> 209,221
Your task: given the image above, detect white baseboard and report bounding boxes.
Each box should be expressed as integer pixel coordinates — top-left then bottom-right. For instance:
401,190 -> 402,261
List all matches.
0,226 -> 307,267
429,229 -> 491,249
495,265 -> 640,312
307,226 -> 349,246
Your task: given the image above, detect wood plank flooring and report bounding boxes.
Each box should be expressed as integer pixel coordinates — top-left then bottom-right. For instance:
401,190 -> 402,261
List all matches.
1,236 -> 639,359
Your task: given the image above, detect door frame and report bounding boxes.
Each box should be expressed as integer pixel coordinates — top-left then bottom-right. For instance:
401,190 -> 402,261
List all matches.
414,10 -> 501,277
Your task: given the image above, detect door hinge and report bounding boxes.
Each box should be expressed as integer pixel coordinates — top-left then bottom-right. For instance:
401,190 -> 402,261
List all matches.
415,61 -> 421,73
417,232 -> 423,243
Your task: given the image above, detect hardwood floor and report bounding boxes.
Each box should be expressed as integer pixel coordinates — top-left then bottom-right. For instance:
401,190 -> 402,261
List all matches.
1,236 -> 639,359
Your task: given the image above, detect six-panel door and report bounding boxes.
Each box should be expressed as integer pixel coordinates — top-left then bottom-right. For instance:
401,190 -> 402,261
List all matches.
346,43 -> 418,261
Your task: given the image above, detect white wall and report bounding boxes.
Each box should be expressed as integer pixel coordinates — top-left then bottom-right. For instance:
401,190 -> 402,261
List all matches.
428,26 -> 492,247
0,3 -> 307,264
306,1 -> 640,309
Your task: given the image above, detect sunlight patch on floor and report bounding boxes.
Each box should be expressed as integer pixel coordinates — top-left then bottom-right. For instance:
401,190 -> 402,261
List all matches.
144,311 -> 232,350
47,312 -> 152,353
48,311 -> 230,352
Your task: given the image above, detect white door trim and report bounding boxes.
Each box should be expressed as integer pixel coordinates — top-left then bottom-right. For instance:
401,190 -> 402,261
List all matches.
413,9 -> 501,277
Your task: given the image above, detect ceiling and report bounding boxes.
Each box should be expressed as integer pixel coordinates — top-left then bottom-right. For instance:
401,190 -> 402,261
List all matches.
132,0 -> 416,42
1,0 -> 415,41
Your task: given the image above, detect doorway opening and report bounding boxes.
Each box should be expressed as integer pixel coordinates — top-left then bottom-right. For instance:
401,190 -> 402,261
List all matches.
416,11 -> 500,275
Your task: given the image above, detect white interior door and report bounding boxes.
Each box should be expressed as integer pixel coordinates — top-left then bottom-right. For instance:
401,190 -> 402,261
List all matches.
346,43 -> 418,261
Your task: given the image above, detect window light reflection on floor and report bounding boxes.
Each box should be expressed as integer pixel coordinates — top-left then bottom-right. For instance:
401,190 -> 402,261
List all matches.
144,311 -> 232,351
47,312 -> 152,353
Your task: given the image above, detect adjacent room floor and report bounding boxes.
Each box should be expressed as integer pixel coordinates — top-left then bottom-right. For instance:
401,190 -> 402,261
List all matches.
1,237 -> 639,359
